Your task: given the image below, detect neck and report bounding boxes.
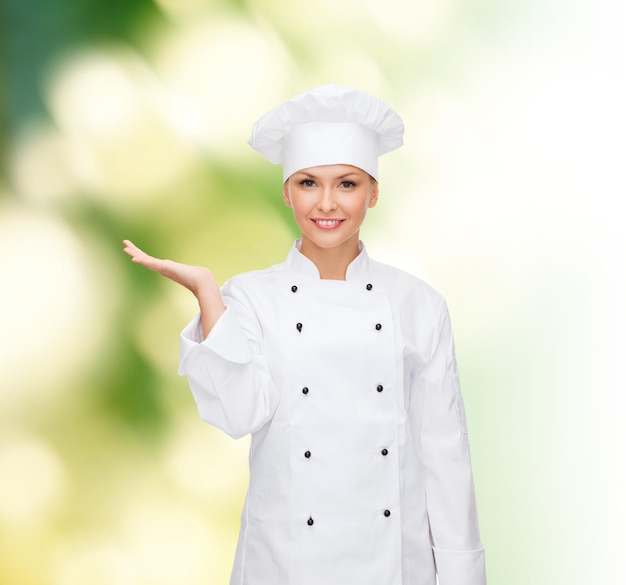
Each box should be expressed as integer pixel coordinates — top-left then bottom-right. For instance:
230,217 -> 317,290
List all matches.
299,236 -> 361,280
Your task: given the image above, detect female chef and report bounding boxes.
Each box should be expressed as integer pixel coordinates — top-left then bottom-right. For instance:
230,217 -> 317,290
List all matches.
123,84 -> 487,585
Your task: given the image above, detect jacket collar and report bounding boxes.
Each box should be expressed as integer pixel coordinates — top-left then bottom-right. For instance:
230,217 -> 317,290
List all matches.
285,239 -> 370,281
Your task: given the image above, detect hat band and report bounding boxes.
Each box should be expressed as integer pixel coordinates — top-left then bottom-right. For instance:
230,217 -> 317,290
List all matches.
283,122 -> 379,181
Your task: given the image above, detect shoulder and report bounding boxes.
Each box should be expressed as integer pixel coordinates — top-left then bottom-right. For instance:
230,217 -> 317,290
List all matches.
369,258 -> 451,342
370,258 -> 445,308
221,259 -> 289,297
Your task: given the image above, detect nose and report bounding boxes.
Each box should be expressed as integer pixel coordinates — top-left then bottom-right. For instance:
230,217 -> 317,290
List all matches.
317,186 -> 337,213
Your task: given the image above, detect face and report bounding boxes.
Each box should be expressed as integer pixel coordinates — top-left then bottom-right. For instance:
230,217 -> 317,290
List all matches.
282,164 -> 379,256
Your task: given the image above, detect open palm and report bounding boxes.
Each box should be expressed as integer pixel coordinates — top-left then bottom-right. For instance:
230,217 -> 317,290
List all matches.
122,239 -> 214,295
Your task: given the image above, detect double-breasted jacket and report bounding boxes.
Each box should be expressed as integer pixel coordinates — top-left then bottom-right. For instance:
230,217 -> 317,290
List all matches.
179,240 -> 486,585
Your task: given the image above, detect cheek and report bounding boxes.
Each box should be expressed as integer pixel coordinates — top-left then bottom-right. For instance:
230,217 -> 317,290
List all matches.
289,197 -> 304,214
352,195 -> 373,215
289,198 -> 310,224
290,192 -> 315,213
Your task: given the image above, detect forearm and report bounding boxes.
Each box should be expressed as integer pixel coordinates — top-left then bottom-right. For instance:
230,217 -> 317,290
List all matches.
195,276 -> 226,340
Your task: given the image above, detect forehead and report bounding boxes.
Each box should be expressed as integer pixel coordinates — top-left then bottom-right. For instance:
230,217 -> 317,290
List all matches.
292,164 -> 366,179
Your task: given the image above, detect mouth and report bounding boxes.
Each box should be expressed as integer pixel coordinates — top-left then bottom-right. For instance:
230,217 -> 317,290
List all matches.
311,219 -> 344,230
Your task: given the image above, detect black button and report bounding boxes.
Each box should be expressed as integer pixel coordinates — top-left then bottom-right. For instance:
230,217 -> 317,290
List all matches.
291,285 -> 298,292
381,448 -> 388,456
307,517 -> 314,526
302,387 -> 309,395
304,450 -> 311,458
296,322 -> 303,332
384,509 -> 391,517
366,283 -> 373,291
375,323 -> 382,330
376,385 -> 384,393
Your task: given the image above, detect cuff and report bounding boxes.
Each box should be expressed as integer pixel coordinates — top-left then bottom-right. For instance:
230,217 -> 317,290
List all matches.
179,306 -> 253,373
433,545 -> 486,585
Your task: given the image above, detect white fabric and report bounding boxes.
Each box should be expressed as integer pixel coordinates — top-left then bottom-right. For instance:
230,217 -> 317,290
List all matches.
247,84 -> 404,180
179,240 -> 486,585
283,122 -> 379,182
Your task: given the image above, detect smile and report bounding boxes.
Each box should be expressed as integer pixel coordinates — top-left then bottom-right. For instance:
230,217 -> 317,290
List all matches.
312,219 -> 344,230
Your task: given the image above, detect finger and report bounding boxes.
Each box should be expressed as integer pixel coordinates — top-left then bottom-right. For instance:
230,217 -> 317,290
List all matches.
122,240 -> 173,277
123,242 -> 159,270
122,239 -> 143,256
122,240 -> 138,257
122,239 -> 137,251
123,241 -> 153,264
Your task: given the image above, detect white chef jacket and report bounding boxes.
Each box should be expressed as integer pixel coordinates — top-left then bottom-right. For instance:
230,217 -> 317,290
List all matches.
179,240 -> 486,585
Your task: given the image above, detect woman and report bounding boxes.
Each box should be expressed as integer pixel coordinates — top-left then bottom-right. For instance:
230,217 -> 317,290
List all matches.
123,84 -> 486,585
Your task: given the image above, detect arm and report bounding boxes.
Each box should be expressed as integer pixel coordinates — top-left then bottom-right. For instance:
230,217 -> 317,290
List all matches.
123,240 -> 279,438
122,239 -> 225,338
178,280 -> 280,439
416,300 -> 486,584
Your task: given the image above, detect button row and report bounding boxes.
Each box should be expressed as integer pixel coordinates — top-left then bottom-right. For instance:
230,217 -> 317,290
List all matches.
296,321 -> 383,332
291,284 -> 374,292
301,384 -> 385,395
306,509 -> 391,526
301,449 -> 389,458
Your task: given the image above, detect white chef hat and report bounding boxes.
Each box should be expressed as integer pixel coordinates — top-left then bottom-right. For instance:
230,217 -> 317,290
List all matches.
248,84 -> 404,181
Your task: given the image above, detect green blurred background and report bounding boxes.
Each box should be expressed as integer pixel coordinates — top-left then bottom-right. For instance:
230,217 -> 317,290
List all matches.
1,0 -> 624,583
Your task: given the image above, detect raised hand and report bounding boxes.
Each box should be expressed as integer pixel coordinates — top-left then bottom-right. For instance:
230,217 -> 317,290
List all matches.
122,239 -> 214,295
122,239 -> 225,337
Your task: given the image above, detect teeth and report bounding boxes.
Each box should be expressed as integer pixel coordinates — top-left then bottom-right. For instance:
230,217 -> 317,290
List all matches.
316,220 -> 340,226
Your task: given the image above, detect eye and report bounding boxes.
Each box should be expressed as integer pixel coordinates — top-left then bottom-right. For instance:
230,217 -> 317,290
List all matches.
299,179 -> 315,188
340,180 -> 356,188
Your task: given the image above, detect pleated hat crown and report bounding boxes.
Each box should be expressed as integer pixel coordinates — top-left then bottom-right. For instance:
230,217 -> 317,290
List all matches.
248,84 -> 404,181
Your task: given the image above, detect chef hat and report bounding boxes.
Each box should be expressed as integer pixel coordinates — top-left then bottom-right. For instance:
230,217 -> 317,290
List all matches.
248,84 -> 404,181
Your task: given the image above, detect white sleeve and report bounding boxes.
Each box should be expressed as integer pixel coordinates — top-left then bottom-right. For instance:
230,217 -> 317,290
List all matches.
417,300 -> 487,584
178,286 -> 280,440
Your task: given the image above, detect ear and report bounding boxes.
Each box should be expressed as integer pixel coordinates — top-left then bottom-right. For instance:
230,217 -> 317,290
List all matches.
282,181 -> 293,208
368,181 -> 379,209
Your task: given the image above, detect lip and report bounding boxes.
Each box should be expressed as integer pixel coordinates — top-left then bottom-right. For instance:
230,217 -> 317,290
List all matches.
311,218 -> 344,230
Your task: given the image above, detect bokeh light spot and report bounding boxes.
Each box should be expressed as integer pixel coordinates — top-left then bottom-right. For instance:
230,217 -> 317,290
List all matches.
153,19 -> 290,152
9,122 -> 77,203
46,47 -> 199,200
0,434 -> 67,527
0,205 -> 112,414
